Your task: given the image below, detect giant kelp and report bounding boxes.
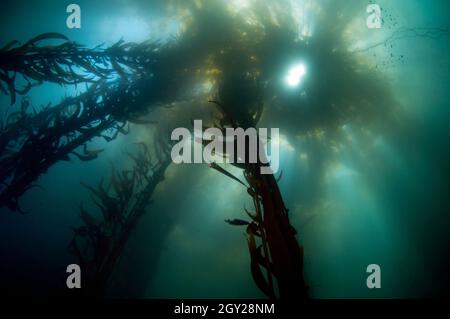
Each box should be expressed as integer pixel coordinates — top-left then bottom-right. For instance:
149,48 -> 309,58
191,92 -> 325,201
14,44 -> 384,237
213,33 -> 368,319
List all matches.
167,0 -> 402,299
68,143 -> 170,297
0,23 -> 233,212
0,77 -> 158,213
0,33 -> 163,104
0,0 -> 408,300
0,33 -> 192,213
206,98 -> 307,299
219,163 -> 308,299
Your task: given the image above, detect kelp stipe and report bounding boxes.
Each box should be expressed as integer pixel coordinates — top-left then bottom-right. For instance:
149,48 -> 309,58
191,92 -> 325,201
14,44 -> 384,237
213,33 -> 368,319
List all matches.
68,143 -> 170,297
214,155 -> 307,299
206,100 -> 307,299
245,164 -> 308,299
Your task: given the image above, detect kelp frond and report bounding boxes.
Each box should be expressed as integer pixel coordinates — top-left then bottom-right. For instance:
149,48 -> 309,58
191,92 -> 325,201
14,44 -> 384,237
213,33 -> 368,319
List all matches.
207,98 -> 307,299
68,143 -> 170,296
0,32 -> 164,104
0,75 -> 165,213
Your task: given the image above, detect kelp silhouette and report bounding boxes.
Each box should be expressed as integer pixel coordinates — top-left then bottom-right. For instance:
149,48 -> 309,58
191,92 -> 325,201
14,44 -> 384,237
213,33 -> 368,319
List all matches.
0,78 -> 156,213
0,0 -> 402,299
0,33 -> 161,104
0,34 -> 181,213
0,30 -> 307,295
206,97 -> 307,299
221,163 -> 307,299
68,143 -> 170,297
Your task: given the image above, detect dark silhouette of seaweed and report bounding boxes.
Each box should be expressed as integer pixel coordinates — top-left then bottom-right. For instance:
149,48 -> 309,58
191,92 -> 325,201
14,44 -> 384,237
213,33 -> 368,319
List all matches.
206,97 -> 308,299
0,33 -> 163,104
0,0 -> 410,299
0,75 -> 167,212
0,32 -> 196,213
68,143 -> 170,297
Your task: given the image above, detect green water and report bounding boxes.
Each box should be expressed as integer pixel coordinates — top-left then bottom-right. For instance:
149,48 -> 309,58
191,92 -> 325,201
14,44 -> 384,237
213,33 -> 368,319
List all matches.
0,0 -> 449,298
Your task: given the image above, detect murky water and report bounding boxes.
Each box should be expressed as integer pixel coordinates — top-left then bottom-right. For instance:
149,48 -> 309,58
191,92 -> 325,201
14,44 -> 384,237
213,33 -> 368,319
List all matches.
0,0 -> 449,298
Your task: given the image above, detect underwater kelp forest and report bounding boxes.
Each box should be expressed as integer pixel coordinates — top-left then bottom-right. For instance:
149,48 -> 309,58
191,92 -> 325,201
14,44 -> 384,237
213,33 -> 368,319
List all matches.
0,0 -> 449,302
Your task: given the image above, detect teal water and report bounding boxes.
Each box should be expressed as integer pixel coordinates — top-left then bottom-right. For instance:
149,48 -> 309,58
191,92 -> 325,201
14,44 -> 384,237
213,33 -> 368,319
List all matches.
0,0 -> 449,298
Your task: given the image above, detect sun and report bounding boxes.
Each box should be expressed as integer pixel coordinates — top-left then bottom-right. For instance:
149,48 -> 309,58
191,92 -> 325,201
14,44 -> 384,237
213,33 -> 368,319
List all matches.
285,63 -> 307,87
